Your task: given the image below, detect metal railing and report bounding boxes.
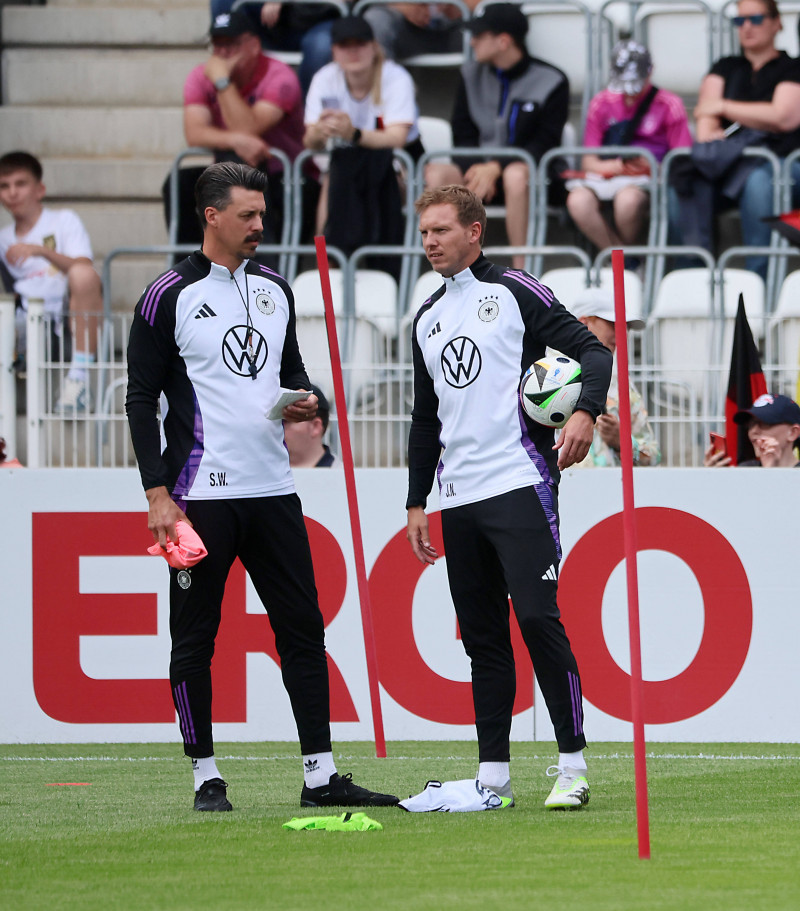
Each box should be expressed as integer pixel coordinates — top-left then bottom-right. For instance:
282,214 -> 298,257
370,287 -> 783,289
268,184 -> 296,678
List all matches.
8,240 -> 798,470
658,145 -> 784,306
0,294 -> 18,461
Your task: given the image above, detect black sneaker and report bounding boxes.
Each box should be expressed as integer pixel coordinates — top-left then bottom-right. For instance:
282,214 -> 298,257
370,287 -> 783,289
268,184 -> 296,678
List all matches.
194,777 -> 232,812
300,772 -> 399,807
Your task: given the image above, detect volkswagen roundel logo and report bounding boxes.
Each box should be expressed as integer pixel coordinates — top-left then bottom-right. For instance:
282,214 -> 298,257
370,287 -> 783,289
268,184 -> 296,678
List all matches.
222,324 -> 268,377
441,336 -> 482,388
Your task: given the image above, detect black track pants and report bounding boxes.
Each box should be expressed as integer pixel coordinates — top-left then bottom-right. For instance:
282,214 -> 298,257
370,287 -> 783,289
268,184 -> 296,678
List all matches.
441,486 -> 586,760
168,494 -> 332,758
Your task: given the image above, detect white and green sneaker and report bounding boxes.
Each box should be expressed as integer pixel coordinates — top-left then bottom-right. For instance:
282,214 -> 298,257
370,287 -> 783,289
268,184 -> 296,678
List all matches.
485,779 -> 515,808
544,766 -> 589,810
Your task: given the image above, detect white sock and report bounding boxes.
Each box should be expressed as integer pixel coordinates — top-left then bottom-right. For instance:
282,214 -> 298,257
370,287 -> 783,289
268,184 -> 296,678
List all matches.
478,761 -> 510,789
67,351 -> 94,383
192,756 -> 222,790
559,750 -> 587,772
302,751 -> 337,788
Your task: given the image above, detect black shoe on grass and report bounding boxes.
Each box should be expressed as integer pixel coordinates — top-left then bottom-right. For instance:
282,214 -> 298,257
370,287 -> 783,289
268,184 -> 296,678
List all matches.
194,778 -> 232,812
300,772 -> 399,807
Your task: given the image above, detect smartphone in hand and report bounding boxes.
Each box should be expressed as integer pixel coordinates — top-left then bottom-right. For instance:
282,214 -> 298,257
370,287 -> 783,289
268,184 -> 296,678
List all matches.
709,432 -> 727,455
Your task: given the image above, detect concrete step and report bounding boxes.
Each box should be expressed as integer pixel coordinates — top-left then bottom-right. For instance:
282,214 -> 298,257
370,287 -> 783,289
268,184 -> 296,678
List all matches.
0,106 -> 184,157
30,157 -> 175,201
2,5 -> 208,47
66,201 -> 170,259
3,48 -> 205,105
47,0 -> 208,9
48,0 -> 205,7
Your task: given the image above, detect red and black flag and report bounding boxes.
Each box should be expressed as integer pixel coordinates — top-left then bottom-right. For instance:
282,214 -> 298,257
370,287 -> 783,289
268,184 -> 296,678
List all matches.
762,209 -> 800,247
724,294 -> 767,465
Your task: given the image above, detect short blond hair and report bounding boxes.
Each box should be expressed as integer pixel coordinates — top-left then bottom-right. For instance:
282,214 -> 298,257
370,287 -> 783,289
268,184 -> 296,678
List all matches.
414,185 -> 487,244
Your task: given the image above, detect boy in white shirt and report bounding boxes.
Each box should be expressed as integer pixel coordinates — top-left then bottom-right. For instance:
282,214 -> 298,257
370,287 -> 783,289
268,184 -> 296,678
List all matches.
0,151 -> 102,414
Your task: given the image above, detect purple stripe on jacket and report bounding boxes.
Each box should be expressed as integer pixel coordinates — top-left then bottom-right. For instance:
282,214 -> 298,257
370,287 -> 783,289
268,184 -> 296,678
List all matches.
256,263 -> 282,280
142,271 -> 181,325
517,401 -> 562,560
173,389 -> 204,497
506,270 -> 555,306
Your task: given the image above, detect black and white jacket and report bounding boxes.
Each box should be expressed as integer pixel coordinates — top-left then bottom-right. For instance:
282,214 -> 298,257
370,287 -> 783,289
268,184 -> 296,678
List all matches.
126,251 -> 309,501
407,254 -> 612,512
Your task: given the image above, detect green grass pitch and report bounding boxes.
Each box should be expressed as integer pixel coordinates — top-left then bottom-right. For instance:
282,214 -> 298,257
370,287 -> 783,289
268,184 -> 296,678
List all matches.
1,741 -> 798,910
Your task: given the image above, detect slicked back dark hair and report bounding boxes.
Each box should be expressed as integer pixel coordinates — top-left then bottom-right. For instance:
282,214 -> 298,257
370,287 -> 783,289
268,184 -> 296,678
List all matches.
0,150 -> 43,182
194,162 -> 269,228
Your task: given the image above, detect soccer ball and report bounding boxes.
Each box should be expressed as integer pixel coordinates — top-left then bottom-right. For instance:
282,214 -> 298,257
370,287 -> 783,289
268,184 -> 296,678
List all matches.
519,354 -> 582,428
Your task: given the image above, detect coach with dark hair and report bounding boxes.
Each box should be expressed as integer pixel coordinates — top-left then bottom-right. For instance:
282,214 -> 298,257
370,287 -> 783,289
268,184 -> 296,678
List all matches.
164,10 -> 308,247
126,161 -> 397,812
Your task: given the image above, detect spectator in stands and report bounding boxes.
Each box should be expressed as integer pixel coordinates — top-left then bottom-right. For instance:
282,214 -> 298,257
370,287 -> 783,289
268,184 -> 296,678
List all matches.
166,10 -> 308,246
565,41 -> 692,255
303,15 -> 424,270
424,4 -> 569,270
0,437 -> 23,469
364,1 -> 480,63
209,1 -> 339,96
284,383 -> 339,466
0,151 -> 102,416
569,287 -> 660,468
704,392 -> 800,466
678,0 -> 800,278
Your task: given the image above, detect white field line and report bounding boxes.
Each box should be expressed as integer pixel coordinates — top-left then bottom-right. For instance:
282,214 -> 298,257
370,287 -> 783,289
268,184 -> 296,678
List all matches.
1,752 -> 799,763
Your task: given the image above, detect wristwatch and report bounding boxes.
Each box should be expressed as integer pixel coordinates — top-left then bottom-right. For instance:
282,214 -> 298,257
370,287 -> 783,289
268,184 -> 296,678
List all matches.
214,76 -> 232,93
351,128 -> 362,146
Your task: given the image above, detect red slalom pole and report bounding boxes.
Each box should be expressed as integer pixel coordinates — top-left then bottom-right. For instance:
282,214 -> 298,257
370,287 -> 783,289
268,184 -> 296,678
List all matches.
611,249 -> 651,858
314,237 -> 387,758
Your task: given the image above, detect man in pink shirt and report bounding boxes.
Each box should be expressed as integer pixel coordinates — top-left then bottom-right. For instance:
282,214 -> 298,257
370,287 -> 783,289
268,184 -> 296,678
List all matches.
166,10 -> 308,245
566,41 -> 692,253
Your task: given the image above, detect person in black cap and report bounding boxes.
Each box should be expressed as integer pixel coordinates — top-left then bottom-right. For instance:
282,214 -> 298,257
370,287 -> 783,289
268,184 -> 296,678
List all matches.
704,393 -> 800,467
424,3 -> 569,269
303,16 -> 419,164
304,16 -> 424,171
364,0 -> 480,63
284,383 -> 339,467
209,1 -> 337,96
303,16 -> 424,264
164,9 -> 308,246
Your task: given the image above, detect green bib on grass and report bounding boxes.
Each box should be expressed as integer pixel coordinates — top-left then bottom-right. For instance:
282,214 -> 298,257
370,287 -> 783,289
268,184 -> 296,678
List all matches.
282,811 -> 383,832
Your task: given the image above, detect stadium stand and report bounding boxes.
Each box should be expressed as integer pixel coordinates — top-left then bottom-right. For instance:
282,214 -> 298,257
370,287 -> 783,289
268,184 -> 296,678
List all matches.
0,0 -> 208,319
2,0 -> 797,468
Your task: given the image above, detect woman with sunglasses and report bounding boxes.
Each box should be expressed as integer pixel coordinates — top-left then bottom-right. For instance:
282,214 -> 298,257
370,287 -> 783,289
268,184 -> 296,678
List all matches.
679,0 -> 800,278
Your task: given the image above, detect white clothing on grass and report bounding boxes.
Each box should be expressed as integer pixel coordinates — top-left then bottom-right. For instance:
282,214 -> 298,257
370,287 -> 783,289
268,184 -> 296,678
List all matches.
399,779 -> 508,812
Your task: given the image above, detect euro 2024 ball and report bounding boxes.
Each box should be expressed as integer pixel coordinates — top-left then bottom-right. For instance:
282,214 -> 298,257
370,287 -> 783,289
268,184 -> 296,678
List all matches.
520,354 -> 582,428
